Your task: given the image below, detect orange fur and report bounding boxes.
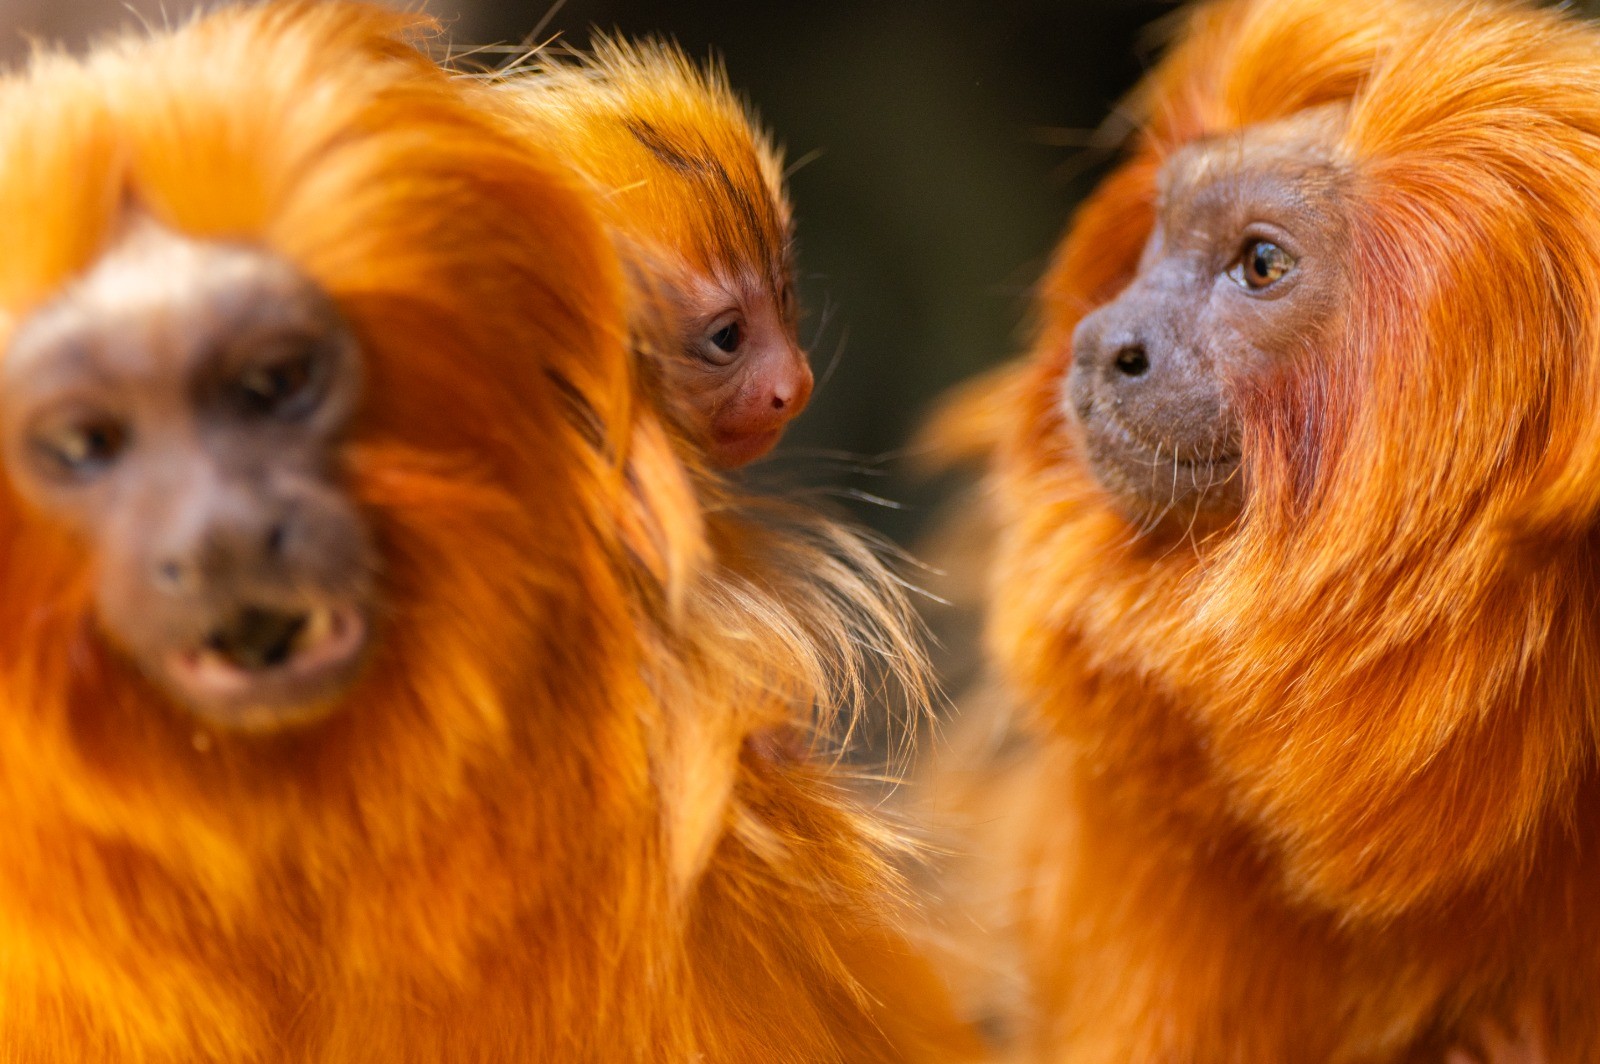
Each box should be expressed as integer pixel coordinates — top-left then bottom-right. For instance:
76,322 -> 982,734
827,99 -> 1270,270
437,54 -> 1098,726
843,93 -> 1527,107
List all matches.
497,38 -> 790,307
0,4 -> 973,1060
493,40 -> 800,449
938,0 -> 1600,1060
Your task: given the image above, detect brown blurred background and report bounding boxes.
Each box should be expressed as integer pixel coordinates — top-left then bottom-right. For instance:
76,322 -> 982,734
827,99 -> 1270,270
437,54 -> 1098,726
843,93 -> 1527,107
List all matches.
0,0 -> 1170,547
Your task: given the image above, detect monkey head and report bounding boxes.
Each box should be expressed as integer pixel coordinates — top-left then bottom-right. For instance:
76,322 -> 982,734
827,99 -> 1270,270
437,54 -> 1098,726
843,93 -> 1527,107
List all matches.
0,0 -> 638,794
501,40 -> 813,467
2,219 -> 371,732
983,0 -> 1600,922
1066,108 -> 1348,529
662,255 -> 812,467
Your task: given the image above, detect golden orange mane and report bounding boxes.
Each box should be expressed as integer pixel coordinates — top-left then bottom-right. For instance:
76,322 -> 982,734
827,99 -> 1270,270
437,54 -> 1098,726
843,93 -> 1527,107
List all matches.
936,0 -> 1600,1058
0,4 -> 970,1060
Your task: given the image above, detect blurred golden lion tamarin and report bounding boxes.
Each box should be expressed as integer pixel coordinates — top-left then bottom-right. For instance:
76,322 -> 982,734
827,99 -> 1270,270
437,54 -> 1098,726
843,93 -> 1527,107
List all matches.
496,41 -> 814,468
0,4 -> 973,1060
928,0 -> 1600,1060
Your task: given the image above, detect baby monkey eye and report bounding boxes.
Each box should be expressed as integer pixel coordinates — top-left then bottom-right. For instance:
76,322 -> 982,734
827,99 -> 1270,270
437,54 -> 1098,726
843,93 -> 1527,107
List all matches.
710,321 -> 743,354
1229,239 -> 1296,290
33,416 -> 129,481
234,344 -> 322,420
697,316 -> 745,366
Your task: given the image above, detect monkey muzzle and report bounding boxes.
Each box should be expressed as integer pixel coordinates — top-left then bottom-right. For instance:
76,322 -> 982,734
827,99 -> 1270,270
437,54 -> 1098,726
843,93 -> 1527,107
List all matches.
94,473 -> 376,735
149,595 -> 370,734
1066,289 -> 1245,527
171,602 -> 367,708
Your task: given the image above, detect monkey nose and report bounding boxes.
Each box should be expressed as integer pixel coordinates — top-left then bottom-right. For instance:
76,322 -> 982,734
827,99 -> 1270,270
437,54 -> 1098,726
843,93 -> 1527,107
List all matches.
772,352 -> 814,412
152,513 -> 293,596
153,557 -> 194,594
1112,344 -> 1150,378
1073,307 -> 1154,382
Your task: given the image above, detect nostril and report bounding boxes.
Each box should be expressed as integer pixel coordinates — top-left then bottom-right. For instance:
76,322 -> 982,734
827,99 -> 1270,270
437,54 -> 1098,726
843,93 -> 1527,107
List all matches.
266,522 -> 288,557
772,395 -> 787,410
155,559 -> 186,590
1114,346 -> 1150,378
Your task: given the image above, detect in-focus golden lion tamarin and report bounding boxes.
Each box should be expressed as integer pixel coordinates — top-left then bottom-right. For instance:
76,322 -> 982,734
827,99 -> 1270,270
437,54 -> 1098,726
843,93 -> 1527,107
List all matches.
928,0 -> 1600,1060
0,4 -> 975,1060
495,41 -> 813,468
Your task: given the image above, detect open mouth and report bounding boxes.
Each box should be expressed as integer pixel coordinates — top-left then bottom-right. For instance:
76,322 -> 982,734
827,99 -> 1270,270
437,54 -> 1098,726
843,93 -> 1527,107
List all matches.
165,602 -> 367,717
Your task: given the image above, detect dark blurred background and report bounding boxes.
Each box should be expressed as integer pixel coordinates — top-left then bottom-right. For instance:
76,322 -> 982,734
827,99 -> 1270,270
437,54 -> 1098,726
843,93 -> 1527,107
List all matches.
0,0 -> 1173,547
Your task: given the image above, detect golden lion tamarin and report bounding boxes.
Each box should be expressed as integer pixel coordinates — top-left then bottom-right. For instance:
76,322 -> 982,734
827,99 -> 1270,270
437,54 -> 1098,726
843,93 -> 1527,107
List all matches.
0,4 -> 973,1060
496,41 -> 813,468
929,0 -> 1600,1060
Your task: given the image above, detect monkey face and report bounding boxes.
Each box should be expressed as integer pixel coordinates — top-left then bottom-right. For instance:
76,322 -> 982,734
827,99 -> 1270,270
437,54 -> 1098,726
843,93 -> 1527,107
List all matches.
1067,110 -> 1350,530
1,218 -> 373,733
669,267 -> 812,467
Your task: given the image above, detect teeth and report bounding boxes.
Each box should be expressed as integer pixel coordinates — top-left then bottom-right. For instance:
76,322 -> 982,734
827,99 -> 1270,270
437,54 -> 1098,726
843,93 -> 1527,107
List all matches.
298,607 -> 333,653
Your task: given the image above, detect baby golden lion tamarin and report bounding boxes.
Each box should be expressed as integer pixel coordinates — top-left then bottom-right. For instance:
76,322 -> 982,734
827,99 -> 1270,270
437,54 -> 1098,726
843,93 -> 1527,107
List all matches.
0,3 -> 972,1060
498,41 -> 813,468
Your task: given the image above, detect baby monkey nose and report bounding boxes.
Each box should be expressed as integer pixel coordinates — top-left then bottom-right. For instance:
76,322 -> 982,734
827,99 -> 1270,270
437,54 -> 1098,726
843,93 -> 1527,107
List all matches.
770,349 -> 814,412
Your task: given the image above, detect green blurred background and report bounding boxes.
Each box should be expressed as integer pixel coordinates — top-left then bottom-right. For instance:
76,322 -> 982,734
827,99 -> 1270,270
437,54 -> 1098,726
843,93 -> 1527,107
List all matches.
0,0 -> 1172,545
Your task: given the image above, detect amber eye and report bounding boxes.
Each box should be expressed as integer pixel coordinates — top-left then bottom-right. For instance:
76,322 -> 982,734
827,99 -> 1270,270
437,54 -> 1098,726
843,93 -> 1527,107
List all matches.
33,416 -> 129,481
1229,239 -> 1296,290
234,346 -> 322,419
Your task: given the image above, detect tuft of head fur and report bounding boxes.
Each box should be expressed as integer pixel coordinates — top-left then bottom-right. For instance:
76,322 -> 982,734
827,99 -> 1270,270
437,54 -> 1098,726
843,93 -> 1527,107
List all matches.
0,4 -> 971,1060
495,37 -> 792,307
935,0 -> 1600,1059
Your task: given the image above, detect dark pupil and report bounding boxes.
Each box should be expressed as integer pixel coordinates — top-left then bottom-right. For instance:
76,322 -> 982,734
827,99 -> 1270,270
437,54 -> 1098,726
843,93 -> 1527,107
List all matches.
48,419 -> 125,474
1249,242 -> 1289,285
711,322 -> 742,353
240,353 -> 314,415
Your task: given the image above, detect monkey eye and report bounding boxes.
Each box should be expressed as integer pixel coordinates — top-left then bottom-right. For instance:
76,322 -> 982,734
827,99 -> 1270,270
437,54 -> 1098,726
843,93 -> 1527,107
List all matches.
32,415 -> 129,481
233,345 -> 322,420
710,321 -> 742,353
698,316 -> 745,365
1228,239 -> 1296,290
